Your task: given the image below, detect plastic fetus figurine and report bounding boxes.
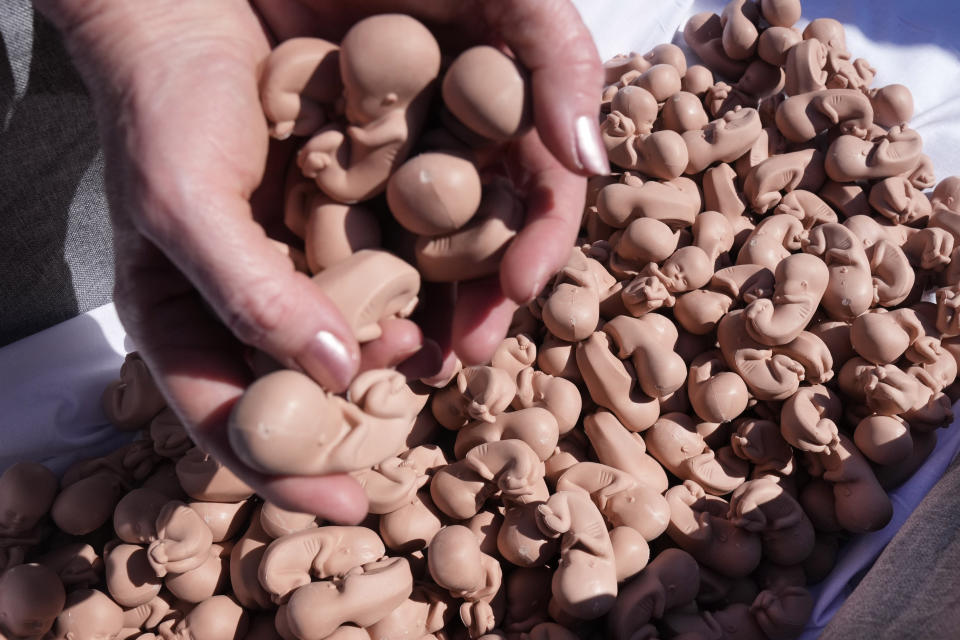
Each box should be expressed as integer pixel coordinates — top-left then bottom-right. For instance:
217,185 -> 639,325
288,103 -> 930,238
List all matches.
608,548 -> 700,640
555,462 -> 669,541
103,543 -> 162,609
810,433 -> 893,533
683,65 -> 715,97
228,506 -> 274,611
491,335 -> 537,383
258,526 -> 385,604
354,445 -> 446,515
743,149 -> 826,214
730,419 -> 795,483
511,368 -> 581,436
775,190 -> 837,232
155,595 -> 247,640
113,487 -> 171,545
432,366 -> 517,430
602,88 -> 688,180
602,313 -> 688,400
610,217 -> 683,279
282,558 -> 412,640
230,368 -> 422,476
430,439 -> 547,521
631,64 -> 682,103
48,588 -> 123,640
684,13 -> 748,81
705,60 -> 784,118
664,481 -> 762,578
582,411 -> 668,493
718,311 -> 833,404
428,526 -> 502,637
146,501 -> 214,578
310,249 -> 420,343
364,583 -> 453,640
52,440 -> 161,536
849,308 -> 933,365
0,462 -> 57,570
0,564 -> 65,640
454,408 -> 560,462
259,38 -> 341,140
37,543 -> 102,590
101,352 -> 166,431
537,246 -> 620,343
749,585 -> 814,640
576,332 -> 660,433
719,0 -> 760,60
296,15 -> 441,204
774,89 -> 873,142
662,602 -> 767,640
442,45 -> 530,142
868,176 -> 933,226
742,253 -> 829,346
783,38 -> 829,96
825,125 -> 924,182
413,177 -> 525,283
645,413 -> 749,495
779,384 -> 842,453
602,86 -> 657,151
534,491 -> 617,621
149,410 -> 193,460
735,214 -> 803,271
174,447 -> 254,504
804,19 -> 876,92
621,246 -> 714,315
801,222 -> 874,317
687,350 -> 749,424
727,479 -> 815,566
595,174 -> 702,230
682,107 -> 762,175
297,190 -> 382,274
387,151 -> 482,237
661,92 -> 710,133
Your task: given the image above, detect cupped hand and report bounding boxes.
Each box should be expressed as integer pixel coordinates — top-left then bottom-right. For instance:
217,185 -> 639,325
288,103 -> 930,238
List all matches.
38,0 -> 604,519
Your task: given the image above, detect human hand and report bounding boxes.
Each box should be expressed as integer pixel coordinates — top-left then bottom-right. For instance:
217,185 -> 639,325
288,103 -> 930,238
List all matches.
38,0 -> 604,519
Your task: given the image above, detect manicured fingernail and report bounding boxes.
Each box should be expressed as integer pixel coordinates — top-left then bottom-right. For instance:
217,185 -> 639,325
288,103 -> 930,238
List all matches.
295,330 -> 358,393
575,114 -> 610,176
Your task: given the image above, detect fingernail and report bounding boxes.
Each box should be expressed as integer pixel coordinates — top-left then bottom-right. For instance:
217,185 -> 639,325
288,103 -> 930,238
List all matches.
296,330 -> 358,393
574,114 -> 610,176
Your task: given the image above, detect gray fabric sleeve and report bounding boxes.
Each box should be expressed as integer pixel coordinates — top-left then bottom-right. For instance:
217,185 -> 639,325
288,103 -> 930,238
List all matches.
820,454 -> 960,639
0,0 -> 113,346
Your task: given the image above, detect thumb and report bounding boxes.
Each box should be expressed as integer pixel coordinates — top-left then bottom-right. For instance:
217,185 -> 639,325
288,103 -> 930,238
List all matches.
484,0 -> 608,176
154,189 -> 361,392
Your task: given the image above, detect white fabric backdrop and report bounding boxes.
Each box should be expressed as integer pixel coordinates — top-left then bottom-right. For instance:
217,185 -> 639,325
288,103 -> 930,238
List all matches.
2,0 -> 960,635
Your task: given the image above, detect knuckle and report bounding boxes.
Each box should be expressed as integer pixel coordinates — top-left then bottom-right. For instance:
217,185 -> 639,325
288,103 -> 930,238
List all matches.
220,278 -> 296,349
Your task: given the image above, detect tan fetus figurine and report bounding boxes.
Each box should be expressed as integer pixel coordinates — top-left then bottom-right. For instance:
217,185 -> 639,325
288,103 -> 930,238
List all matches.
259,37 -> 342,140
0,564 -> 65,640
428,525 -> 503,637
0,462 -> 58,571
49,589 -> 123,640
608,548 -> 700,639
535,491 -> 618,621
101,352 -> 166,432
297,15 -> 441,203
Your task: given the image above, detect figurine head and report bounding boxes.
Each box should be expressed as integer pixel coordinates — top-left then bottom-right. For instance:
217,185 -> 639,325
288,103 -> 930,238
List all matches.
113,488 -> 169,544
0,564 -> 65,639
0,462 -> 57,537
339,15 -> 441,125
427,525 -> 484,596
163,595 -> 247,640
50,589 -> 123,640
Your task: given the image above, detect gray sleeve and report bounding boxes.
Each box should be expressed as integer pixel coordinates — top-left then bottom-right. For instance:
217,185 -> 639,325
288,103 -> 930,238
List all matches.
0,0 -> 113,346
820,454 -> 960,638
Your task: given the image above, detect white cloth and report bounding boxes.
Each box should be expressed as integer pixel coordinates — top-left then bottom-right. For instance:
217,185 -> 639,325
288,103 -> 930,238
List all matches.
2,0 -> 960,635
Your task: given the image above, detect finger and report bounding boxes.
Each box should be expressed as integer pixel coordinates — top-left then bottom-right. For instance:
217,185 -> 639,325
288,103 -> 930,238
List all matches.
452,276 -> 519,365
482,0 -> 607,176
114,54 -> 360,393
499,131 -> 584,304
115,240 -> 368,522
359,317 -> 424,371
